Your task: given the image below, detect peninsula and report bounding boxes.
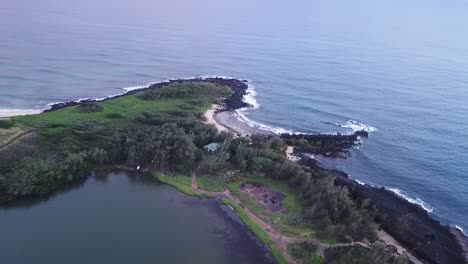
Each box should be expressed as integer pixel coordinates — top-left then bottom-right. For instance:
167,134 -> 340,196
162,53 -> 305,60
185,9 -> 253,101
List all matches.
0,78 -> 466,264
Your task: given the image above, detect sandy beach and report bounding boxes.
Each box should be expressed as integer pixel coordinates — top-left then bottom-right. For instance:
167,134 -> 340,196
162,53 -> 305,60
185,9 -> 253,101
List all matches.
203,105 -> 229,133
205,105 -> 272,137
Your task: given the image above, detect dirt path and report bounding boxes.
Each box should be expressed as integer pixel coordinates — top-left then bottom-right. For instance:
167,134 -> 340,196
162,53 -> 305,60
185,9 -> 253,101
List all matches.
0,130 -> 35,151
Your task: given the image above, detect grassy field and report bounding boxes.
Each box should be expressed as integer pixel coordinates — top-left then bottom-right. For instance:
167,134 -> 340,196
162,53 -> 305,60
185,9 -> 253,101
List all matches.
151,172 -> 212,198
196,175 -> 225,192
227,176 -> 319,238
14,96 -> 199,128
12,81 -> 231,129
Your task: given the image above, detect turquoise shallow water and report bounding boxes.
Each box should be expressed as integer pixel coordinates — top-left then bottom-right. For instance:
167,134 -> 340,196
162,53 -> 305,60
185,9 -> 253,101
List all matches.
1,0 -> 467,232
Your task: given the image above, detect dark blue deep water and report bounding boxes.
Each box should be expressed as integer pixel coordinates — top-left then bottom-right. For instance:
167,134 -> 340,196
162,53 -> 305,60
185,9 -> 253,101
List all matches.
1,0 -> 467,232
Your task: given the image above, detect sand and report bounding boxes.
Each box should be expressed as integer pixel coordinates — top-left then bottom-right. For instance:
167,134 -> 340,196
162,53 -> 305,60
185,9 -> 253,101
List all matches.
0,109 -> 41,118
203,105 -> 229,133
215,110 -> 272,137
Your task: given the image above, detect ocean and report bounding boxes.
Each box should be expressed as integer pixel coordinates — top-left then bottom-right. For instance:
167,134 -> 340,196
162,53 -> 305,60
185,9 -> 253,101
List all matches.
1,0 -> 467,232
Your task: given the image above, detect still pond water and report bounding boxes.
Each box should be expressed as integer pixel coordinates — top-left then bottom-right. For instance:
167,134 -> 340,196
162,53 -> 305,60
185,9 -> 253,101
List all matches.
0,172 -> 274,264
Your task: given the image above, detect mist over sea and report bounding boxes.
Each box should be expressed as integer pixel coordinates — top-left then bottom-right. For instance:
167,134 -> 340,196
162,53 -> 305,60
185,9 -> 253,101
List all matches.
1,0 -> 467,232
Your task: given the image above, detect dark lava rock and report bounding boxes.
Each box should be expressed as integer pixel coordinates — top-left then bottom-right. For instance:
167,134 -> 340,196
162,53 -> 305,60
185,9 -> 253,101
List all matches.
281,131 -> 367,158
299,154 -> 468,264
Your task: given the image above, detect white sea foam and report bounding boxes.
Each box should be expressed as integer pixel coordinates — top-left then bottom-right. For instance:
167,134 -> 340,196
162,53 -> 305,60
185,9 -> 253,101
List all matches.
337,120 -> 377,133
122,85 -> 150,92
452,225 -> 467,236
234,81 -> 313,135
0,108 -> 42,118
234,109 -> 299,134
243,83 -> 260,109
387,188 -> 435,213
354,179 -> 366,185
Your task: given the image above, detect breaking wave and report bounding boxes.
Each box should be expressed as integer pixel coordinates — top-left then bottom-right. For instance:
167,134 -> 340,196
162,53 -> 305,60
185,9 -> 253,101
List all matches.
337,120 -> 377,133
354,179 -> 366,186
452,225 -> 467,236
234,81 -> 313,135
387,188 -> 435,213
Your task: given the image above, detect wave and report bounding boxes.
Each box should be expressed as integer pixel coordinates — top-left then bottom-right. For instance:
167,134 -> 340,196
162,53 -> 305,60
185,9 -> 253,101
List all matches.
0,108 -> 42,118
234,81 -> 315,135
354,179 -> 366,186
452,224 -> 467,236
337,120 -> 377,133
387,188 -> 435,213
242,83 -> 260,109
234,109 -> 298,134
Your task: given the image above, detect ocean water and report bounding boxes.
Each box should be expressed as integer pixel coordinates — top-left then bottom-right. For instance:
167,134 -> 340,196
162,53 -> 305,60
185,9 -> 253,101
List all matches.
1,0 -> 467,232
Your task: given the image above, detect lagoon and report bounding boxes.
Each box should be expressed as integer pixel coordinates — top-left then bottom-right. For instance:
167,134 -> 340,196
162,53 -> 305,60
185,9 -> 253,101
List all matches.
0,172 -> 274,264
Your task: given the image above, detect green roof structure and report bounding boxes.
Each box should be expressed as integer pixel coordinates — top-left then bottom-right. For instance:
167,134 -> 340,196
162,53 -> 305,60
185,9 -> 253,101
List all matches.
203,143 -> 220,153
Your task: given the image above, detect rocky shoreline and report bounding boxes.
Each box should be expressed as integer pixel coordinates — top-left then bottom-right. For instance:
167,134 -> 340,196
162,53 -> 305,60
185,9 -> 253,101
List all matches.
215,78 -> 468,264
45,77 -> 252,113
298,155 -> 468,264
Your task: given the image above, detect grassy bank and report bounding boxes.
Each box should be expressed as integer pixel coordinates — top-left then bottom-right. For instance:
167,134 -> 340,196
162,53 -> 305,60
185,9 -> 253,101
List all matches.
221,198 -> 288,264
151,172 -> 212,198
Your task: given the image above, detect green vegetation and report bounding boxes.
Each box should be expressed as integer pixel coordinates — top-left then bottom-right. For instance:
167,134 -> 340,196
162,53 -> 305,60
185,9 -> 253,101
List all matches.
196,175 -> 225,192
0,119 -> 16,129
324,243 -> 409,264
75,102 -> 103,113
221,198 -> 287,264
0,126 -> 26,147
152,172 -> 211,198
0,79 -> 403,263
288,242 -> 324,264
1,81 -> 231,203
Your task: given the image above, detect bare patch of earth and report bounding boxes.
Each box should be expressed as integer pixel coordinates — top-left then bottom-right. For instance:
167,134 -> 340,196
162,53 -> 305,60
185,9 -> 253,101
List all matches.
240,182 -> 288,214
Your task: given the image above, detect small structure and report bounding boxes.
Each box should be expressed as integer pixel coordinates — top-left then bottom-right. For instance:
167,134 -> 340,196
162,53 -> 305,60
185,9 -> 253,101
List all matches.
203,142 -> 220,153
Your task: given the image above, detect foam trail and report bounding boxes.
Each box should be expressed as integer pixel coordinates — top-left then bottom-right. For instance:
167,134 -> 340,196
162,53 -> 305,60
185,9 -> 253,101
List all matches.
387,188 -> 435,213
337,120 -> 377,133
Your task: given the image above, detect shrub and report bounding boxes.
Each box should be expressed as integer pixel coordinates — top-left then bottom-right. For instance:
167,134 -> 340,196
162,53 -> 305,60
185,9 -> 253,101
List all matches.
105,113 -> 124,119
75,102 -> 103,113
0,119 -> 15,129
